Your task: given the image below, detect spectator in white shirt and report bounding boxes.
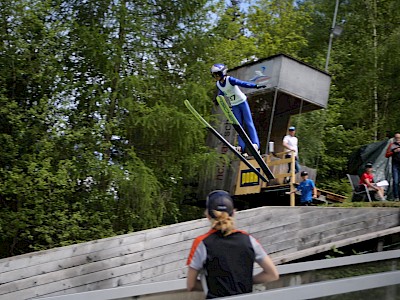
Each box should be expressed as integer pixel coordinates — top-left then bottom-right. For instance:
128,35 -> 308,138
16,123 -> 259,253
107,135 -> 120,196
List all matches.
283,126 -> 300,181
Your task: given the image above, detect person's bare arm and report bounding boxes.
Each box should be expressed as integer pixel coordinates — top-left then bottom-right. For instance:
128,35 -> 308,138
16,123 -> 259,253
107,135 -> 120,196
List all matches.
313,186 -> 318,198
364,178 -> 379,191
282,140 -> 292,151
286,189 -> 297,195
187,267 -> 203,291
253,255 -> 279,284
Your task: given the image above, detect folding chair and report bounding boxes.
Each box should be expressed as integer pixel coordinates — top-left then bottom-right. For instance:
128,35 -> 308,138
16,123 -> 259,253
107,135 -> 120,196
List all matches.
346,174 -> 373,202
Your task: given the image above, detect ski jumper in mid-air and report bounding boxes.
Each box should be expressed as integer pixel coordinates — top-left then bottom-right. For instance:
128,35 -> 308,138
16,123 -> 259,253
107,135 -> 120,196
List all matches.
211,63 -> 266,154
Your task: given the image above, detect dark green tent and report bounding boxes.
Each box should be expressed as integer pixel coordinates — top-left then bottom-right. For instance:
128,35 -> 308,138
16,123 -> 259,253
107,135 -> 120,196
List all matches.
347,139 -> 393,198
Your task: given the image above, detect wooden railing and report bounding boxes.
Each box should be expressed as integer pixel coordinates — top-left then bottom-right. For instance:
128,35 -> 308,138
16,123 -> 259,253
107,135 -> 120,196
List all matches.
266,151 -> 296,206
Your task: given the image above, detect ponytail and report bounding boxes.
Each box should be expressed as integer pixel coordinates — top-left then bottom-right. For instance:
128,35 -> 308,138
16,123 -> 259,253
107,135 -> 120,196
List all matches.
210,210 -> 235,236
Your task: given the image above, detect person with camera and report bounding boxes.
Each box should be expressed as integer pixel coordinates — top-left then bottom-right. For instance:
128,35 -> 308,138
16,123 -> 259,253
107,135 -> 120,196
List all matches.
385,132 -> 400,201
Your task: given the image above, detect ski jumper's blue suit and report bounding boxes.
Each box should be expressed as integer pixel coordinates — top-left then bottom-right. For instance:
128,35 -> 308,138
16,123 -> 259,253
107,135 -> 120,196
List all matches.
216,76 -> 260,152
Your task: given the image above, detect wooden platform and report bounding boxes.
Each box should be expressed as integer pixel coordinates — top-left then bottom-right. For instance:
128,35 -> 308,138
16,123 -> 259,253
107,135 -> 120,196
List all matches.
317,188 -> 347,203
0,207 -> 399,300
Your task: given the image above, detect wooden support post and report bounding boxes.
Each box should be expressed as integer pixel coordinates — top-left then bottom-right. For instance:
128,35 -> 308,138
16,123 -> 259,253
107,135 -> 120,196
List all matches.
377,237 -> 384,252
290,153 -> 296,206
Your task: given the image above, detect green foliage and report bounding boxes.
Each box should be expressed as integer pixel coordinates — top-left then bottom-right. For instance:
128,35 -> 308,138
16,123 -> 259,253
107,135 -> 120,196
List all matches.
299,0 -> 400,192
1,0 -> 400,258
325,246 -> 345,259
0,0 -> 215,258
328,201 -> 400,208
248,0 -> 313,58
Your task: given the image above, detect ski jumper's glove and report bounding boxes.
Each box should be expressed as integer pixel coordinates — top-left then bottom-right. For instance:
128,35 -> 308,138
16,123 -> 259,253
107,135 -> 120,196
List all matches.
256,84 -> 267,89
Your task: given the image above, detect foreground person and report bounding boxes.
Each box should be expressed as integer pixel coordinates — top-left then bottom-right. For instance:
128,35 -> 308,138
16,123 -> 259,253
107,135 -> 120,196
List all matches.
186,190 -> 279,298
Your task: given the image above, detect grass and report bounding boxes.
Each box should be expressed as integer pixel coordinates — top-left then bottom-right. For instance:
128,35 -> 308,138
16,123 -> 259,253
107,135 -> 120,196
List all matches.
326,201 -> 400,208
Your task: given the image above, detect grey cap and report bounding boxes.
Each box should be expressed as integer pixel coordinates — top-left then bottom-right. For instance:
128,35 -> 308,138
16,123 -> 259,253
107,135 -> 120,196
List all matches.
289,126 -> 296,131
206,190 -> 234,218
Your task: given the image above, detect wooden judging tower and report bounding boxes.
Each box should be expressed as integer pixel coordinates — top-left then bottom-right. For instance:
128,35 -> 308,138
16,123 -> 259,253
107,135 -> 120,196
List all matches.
199,54 -> 333,205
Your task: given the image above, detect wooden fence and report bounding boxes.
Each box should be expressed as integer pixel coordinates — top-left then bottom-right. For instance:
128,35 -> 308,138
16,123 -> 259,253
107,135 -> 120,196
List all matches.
0,206 -> 399,300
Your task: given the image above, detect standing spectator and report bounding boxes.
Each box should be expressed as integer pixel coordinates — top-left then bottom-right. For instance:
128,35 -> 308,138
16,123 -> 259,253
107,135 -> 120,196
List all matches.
211,63 -> 266,155
286,171 -> 317,206
385,132 -> 400,201
186,190 -> 279,298
283,126 -> 300,181
359,162 -> 386,201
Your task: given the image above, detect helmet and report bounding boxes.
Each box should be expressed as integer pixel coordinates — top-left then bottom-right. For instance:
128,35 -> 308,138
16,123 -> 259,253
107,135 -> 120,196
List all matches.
206,190 -> 234,218
210,64 -> 228,78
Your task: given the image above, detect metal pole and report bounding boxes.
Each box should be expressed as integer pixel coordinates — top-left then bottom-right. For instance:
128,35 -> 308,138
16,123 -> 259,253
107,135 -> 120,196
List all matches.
266,87 -> 279,154
325,0 -> 340,72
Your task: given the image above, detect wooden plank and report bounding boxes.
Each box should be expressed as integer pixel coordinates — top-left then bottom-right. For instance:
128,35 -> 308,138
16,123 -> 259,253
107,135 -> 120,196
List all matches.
301,217 -> 400,249
0,241 -> 146,285
301,220 -> 400,250
0,231 -> 206,295
304,209 -> 398,235
141,249 -> 189,273
0,213 -> 248,296
299,208 -> 360,228
141,233 -> 200,261
0,231 -> 149,271
297,212 -> 388,246
237,211 -> 299,229
0,251 -> 143,295
140,267 -> 188,284
268,248 -> 296,259
298,208 -> 398,236
297,210 -> 399,249
273,226 -> 400,265
257,229 -> 299,250
0,217 -> 211,273
0,224 -> 207,285
249,218 -> 300,238
248,219 -> 300,238
0,261 -> 144,300
143,219 -> 208,240
259,237 -> 298,254
0,234 -> 141,273
317,189 -> 346,202
267,158 -> 292,166
273,173 -> 292,178
317,189 -> 346,199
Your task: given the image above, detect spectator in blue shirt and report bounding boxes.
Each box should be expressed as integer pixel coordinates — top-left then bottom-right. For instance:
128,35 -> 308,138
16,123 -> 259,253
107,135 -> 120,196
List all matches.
287,171 -> 317,205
